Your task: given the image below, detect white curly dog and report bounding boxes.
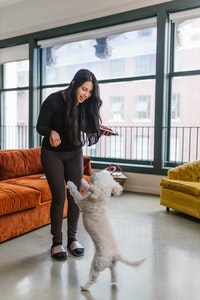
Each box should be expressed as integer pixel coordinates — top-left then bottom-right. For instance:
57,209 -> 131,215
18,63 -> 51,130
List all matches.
67,170 -> 145,291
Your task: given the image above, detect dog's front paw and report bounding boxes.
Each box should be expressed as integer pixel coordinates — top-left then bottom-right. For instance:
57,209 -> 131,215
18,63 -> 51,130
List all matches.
67,180 -> 76,189
81,285 -> 90,292
67,181 -> 83,208
81,178 -> 90,189
67,181 -> 79,199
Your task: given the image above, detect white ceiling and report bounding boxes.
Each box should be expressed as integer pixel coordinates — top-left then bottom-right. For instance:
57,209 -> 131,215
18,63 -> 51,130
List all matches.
0,0 -> 27,8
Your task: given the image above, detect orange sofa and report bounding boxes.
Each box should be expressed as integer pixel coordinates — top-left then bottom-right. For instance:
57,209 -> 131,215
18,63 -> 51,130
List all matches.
0,147 -> 92,243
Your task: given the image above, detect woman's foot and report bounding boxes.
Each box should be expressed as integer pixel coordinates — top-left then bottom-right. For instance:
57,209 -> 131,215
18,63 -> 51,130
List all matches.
68,238 -> 84,257
51,244 -> 67,261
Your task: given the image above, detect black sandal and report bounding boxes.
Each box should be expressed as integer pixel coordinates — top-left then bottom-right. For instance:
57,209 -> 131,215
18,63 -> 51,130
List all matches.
51,244 -> 67,261
68,239 -> 84,257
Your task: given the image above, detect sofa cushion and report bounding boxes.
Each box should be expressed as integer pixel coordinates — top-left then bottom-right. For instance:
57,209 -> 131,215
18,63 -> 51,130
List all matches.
0,182 -> 40,216
3,173 -> 91,203
160,178 -> 200,197
0,147 -> 43,180
3,174 -> 52,203
160,188 -> 200,218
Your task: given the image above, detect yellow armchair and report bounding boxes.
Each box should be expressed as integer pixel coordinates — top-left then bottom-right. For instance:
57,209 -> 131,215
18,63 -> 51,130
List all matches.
160,160 -> 200,219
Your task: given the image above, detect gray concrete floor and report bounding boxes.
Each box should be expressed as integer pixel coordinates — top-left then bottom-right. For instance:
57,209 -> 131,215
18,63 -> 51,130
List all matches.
1,192 -> 200,300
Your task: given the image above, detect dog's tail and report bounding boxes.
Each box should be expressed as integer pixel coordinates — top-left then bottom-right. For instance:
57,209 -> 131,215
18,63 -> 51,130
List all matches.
117,255 -> 146,267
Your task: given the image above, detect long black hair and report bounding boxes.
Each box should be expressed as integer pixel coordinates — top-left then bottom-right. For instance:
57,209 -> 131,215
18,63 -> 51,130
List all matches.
63,69 -> 103,146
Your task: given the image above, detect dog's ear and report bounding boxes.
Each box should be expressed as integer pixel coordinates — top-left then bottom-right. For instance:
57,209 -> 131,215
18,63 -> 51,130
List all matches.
112,182 -> 123,196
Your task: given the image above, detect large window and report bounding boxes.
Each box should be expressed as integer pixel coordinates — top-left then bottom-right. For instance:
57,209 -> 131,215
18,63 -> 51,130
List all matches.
165,10 -> 200,164
0,45 -> 29,149
39,19 -> 157,164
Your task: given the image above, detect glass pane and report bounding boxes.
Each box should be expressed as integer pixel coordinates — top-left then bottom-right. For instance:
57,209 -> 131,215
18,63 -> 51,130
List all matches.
4,60 -> 29,88
174,17 -> 200,72
84,80 -> 155,160
42,88 -> 62,101
42,26 -> 157,85
1,90 -> 29,149
169,75 -> 200,162
171,76 -> 200,126
99,80 -> 155,126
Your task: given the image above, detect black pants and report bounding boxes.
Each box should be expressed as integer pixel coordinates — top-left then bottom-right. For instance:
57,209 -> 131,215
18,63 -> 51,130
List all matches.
41,146 -> 83,246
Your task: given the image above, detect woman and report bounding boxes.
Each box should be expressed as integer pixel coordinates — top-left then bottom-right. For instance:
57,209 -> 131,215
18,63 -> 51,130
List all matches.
36,69 -> 113,261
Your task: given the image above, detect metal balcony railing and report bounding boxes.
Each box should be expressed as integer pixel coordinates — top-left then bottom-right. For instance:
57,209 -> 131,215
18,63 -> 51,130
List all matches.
162,126 -> 200,165
0,125 -> 200,166
0,125 -> 29,149
83,126 -> 154,164
83,125 -> 200,165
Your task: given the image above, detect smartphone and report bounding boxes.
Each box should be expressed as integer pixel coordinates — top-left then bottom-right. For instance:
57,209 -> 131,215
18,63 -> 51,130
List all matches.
100,126 -> 118,136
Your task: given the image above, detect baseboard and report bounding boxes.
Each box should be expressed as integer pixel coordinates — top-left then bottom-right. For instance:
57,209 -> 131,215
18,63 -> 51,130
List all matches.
120,172 -> 162,195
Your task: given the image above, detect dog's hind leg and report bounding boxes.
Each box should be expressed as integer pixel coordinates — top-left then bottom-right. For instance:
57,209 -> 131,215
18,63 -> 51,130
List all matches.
110,261 -> 117,283
81,262 -> 100,291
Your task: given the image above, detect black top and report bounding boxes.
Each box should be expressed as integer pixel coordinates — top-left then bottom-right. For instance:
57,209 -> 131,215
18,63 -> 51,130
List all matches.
36,91 -> 82,152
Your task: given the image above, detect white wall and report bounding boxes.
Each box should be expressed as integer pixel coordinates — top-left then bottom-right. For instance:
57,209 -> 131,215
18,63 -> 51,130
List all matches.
0,0 -> 172,40
123,172 -> 163,195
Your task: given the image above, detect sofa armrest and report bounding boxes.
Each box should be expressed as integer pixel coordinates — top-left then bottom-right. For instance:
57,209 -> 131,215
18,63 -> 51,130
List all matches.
168,160 -> 200,182
83,156 -> 92,176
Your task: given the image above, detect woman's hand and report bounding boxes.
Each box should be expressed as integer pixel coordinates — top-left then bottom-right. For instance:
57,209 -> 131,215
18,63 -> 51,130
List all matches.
100,125 -> 118,136
50,130 -> 61,147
